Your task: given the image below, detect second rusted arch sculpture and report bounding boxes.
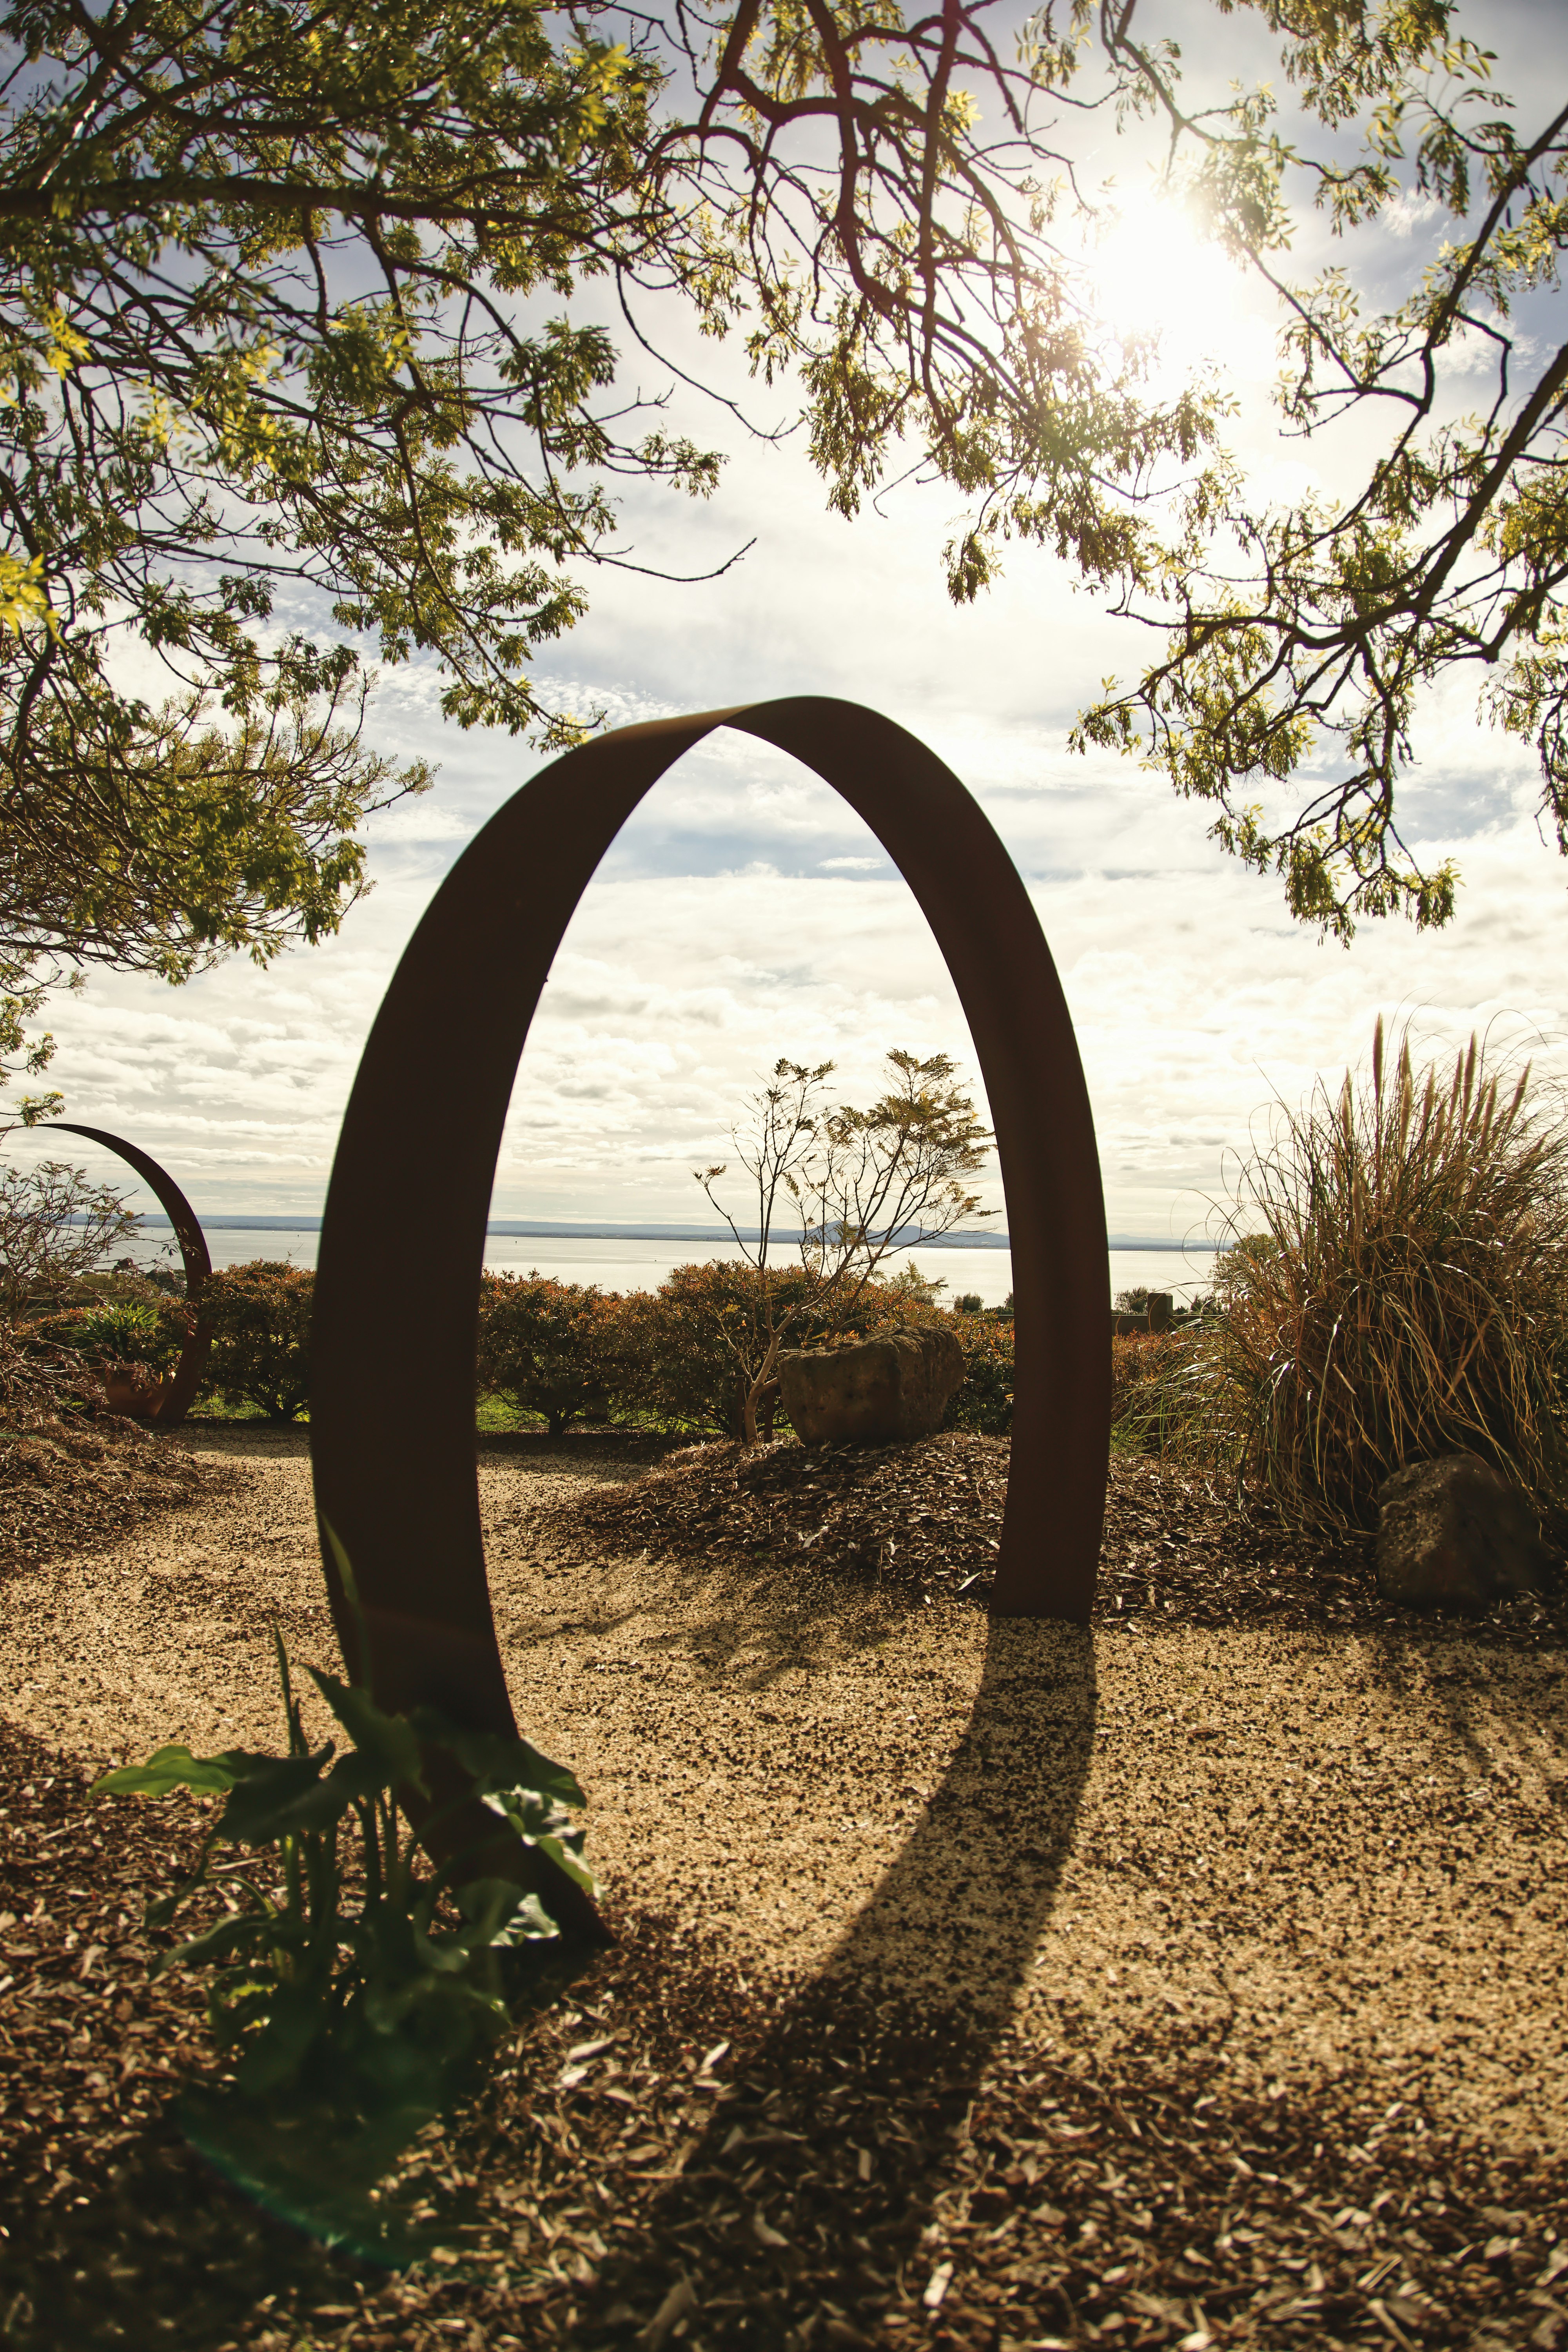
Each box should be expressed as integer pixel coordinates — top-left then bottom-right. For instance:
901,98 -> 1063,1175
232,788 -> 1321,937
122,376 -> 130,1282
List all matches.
309,699 -> 1111,1800
46,1122 -> 214,1426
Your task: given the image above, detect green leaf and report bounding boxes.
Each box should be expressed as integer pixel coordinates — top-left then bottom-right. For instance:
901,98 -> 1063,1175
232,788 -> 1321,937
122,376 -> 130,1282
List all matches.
305,1666 -> 427,1796
409,1709 -> 585,1811
456,1877 -> 560,1947
212,1748 -> 340,1843
530,1832 -> 601,1902
92,1746 -> 238,1800
155,1909 -> 287,1976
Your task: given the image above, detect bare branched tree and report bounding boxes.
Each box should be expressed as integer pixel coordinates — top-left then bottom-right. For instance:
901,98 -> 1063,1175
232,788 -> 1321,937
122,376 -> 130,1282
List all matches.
0,1154 -> 136,1317
698,1050 -> 992,1443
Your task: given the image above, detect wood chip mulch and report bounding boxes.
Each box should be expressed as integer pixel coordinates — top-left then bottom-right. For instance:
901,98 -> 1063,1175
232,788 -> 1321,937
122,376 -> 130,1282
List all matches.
3,1720 -> 1566,2352
552,1433 -> 1568,1644
0,1416 -> 227,1575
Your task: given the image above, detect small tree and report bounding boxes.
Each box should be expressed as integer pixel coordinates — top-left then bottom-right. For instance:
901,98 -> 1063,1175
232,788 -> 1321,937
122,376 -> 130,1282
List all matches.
697,1051 -> 993,1445
201,1261 -> 314,1423
476,1273 -> 628,1437
625,1260 -> 827,1437
0,1153 -> 137,1318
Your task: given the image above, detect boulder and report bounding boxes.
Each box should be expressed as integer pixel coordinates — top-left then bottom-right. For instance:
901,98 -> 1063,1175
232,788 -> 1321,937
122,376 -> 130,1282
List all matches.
778,1325 -> 965,1445
1375,1452 -> 1560,1611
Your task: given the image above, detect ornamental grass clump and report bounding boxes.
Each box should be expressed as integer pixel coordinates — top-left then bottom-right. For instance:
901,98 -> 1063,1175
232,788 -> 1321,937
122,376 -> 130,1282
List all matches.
1170,1019 -> 1568,1532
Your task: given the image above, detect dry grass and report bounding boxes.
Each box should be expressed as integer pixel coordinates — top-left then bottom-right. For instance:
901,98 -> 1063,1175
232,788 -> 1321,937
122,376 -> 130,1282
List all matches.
1152,1020 -> 1568,1531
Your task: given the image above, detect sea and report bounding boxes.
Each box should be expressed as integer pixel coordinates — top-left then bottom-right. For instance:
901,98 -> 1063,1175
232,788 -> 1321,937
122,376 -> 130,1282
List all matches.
118,1223 -> 1220,1310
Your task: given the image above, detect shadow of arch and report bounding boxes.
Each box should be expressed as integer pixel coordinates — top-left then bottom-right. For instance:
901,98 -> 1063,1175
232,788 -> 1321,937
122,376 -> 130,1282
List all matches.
310,700 -> 1109,1795
43,1122 -> 214,1426
569,1613 -> 1098,2343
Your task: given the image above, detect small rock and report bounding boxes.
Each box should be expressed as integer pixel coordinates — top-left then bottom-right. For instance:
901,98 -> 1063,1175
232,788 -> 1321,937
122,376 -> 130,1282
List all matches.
778,1326 -> 964,1445
1375,1452 -> 1560,1611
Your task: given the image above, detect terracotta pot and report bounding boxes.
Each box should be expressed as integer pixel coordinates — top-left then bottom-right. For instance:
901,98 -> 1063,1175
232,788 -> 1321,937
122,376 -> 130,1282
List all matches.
104,1366 -> 168,1417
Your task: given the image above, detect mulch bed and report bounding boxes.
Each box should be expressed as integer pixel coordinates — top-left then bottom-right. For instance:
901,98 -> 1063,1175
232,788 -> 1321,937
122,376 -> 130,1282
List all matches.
554,1433 -> 1568,1644
0,1416 -> 225,1575
2,1720 -> 1566,2351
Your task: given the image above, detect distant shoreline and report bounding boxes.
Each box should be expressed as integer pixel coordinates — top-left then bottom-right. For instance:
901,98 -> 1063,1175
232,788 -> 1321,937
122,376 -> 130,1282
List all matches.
98,1213 -> 1220,1252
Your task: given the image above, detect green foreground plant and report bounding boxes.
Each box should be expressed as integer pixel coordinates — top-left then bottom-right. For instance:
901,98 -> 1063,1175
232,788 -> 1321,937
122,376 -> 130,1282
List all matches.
91,1542 -> 597,2242
1143,1020 -> 1568,1532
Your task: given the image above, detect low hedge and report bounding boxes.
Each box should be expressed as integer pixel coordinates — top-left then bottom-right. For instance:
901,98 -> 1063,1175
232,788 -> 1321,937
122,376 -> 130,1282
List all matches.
156,1256 -> 1024,1437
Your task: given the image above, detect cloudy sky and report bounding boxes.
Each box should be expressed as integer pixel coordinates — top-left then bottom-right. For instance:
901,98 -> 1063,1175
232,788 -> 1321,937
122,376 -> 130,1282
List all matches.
11,0 -> 1568,1244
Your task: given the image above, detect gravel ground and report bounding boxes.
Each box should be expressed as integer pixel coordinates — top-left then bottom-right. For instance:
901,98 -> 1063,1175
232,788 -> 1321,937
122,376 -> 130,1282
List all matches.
1,1428 -> 1565,2350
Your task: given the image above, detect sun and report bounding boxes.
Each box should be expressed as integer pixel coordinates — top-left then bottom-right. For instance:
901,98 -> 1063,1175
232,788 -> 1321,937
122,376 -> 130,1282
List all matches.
1086,192 -> 1256,388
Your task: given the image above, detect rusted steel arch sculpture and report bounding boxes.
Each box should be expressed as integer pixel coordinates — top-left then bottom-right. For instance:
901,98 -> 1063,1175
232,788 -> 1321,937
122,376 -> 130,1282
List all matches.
45,1123 -> 214,1425
309,699 -> 1109,1908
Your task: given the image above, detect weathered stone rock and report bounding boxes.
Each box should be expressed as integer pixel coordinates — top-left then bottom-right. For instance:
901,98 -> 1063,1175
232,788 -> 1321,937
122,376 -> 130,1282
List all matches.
1146,1292 -> 1174,1334
1375,1452 -> 1560,1611
778,1325 -> 965,1445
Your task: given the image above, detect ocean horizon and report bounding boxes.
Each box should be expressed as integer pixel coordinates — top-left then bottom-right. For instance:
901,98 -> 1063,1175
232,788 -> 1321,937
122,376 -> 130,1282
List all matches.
111,1212 -> 1221,1251
107,1216 -> 1223,1310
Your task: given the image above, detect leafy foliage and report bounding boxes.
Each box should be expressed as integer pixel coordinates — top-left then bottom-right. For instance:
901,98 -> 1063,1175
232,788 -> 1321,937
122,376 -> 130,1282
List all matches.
476,1272 -> 632,1436
201,1259 -> 313,1422
93,1625 -> 595,2120
944,1307 -> 1014,1435
0,0 -> 1241,1082
15,1292 -> 191,1380
89,1537 -> 599,2250
618,1259 -> 835,1437
1065,3 -> 1568,935
468,1257 -> 998,1440
0,0 -> 1557,1016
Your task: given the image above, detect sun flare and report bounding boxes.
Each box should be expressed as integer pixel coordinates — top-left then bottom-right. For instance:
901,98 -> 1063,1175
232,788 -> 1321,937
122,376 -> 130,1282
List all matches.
1087,194 -> 1257,387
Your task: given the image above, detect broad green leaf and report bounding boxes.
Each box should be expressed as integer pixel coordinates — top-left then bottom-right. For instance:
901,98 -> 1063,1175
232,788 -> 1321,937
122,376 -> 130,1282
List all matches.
456,1877 -> 560,1947
306,1666 -> 427,1795
154,1911 -> 285,1975
214,1748 -> 339,1844
92,1746 -> 238,1800
530,1832 -> 601,1901
410,1708 -> 585,1810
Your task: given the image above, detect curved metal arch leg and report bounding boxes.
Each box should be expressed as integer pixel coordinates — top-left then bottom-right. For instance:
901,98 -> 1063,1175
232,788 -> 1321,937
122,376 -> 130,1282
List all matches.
309,699 -> 1109,1768
45,1122 -> 214,1425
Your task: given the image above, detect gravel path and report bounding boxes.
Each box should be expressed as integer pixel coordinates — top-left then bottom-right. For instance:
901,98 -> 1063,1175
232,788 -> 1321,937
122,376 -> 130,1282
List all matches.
2,1427 -> 1565,2348
7,1426 -> 1564,2149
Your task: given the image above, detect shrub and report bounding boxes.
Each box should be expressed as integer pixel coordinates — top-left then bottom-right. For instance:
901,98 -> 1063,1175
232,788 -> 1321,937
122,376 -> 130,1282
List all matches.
0,1160 -> 138,1318
1165,1021 -> 1568,1528
15,1296 -> 192,1376
1110,1329 -> 1194,1452
92,1562 -> 595,2243
201,1261 -> 314,1422
476,1273 -> 632,1436
944,1308 -> 1015,1434
624,1261 -> 821,1436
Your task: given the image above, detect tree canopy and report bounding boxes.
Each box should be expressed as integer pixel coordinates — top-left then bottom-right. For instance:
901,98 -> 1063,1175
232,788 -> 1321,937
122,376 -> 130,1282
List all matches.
1061,3 -> 1568,938
0,0 -> 1561,1063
